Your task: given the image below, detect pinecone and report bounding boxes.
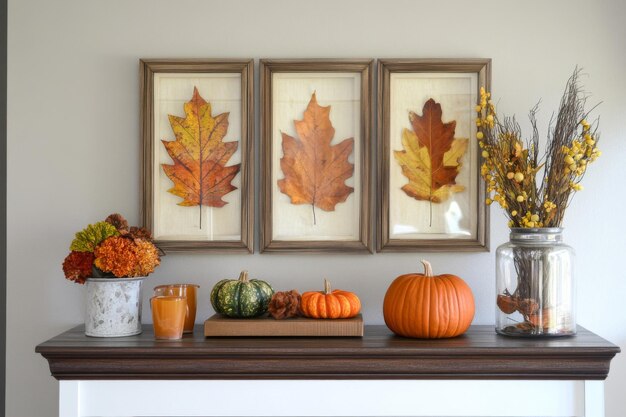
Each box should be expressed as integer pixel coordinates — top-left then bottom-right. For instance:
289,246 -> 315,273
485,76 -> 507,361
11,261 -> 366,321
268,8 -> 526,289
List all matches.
268,290 -> 301,320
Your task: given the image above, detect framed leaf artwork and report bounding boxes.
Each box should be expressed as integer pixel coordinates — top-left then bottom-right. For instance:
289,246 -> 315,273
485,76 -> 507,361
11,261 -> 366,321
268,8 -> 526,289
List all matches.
260,59 -> 373,252
141,59 -> 253,252
377,59 -> 491,252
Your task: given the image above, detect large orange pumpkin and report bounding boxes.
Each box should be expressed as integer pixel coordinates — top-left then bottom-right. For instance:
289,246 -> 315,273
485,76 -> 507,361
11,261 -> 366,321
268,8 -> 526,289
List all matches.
383,260 -> 475,338
301,279 -> 361,319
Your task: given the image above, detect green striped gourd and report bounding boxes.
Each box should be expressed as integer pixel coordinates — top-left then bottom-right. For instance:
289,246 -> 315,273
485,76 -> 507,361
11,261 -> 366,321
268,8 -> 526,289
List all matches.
210,271 -> 274,318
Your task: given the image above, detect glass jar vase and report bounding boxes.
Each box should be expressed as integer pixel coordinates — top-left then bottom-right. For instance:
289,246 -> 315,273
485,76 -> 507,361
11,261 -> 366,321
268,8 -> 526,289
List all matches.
495,228 -> 575,337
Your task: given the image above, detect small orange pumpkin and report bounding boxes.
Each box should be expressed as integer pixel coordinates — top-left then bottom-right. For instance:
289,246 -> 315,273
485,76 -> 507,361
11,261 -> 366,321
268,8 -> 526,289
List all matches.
300,279 -> 361,319
383,260 -> 475,338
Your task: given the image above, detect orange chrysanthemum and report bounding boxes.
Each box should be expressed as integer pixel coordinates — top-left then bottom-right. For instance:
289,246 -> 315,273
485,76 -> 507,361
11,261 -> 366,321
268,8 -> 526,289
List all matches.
131,239 -> 160,277
94,236 -> 137,278
65,214 -> 161,282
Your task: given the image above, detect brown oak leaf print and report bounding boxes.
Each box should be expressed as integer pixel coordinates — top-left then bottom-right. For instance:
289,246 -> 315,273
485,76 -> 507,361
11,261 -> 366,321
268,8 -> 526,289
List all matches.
394,98 -> 468,202
394,98 -> 468,225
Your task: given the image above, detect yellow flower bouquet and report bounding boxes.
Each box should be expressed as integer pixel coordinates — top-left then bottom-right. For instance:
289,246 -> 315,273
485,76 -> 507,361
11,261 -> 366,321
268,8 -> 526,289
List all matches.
476,69 -> 600,228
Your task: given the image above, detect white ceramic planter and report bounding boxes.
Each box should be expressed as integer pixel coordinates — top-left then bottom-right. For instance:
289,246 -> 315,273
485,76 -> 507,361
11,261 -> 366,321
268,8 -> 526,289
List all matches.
85,277 -> 145,337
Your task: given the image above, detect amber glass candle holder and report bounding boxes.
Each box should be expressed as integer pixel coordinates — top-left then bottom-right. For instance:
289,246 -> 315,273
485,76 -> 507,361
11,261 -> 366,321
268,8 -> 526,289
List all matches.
150,296 -> 186,340
153,284 -> 199,334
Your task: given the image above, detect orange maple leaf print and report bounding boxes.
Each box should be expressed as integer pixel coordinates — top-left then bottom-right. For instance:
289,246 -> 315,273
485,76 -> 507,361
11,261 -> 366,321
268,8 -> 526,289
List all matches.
161,87 -> 240,229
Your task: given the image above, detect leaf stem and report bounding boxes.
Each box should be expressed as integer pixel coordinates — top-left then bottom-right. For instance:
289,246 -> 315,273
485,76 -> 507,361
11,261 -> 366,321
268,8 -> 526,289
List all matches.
312,204 -> 317,225
429,200 -> 433,227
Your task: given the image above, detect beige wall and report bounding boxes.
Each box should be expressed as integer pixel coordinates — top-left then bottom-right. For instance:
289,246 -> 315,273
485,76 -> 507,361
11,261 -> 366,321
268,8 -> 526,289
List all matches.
7,0 -> 626,415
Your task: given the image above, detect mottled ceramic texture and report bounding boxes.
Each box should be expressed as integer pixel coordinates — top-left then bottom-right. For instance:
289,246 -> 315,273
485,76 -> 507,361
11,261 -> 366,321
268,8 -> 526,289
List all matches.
85,277 -> 144,337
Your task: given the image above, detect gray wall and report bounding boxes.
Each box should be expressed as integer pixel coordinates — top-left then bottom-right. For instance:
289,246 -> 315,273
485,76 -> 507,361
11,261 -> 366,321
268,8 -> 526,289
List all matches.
7,0 -> 626,416
0,0 -> 6,414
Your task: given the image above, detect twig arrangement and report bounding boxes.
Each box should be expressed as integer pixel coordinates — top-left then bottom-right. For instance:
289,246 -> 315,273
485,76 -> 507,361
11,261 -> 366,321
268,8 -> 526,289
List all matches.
478,69 -> 602,335
476,68 -> 601,228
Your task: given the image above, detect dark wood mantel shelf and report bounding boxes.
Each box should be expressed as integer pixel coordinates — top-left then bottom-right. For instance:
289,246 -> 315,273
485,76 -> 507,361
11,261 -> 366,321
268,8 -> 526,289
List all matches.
36,324 -> 619,381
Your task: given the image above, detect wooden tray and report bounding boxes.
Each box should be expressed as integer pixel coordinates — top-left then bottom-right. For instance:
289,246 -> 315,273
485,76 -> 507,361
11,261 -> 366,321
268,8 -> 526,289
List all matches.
204,314 -> 364,337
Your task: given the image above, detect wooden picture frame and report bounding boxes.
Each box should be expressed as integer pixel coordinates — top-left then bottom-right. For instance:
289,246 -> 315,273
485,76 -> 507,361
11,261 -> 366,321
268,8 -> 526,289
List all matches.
260,59 -> 373,252
377,59 -> 491,252
141,59 -> 254,252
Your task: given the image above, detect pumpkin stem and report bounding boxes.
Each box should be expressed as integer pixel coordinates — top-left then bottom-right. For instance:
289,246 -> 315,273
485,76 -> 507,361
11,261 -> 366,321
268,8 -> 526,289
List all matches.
420,260 -> 434,277
323,278 -> 331,294
239,270 -> 249,283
